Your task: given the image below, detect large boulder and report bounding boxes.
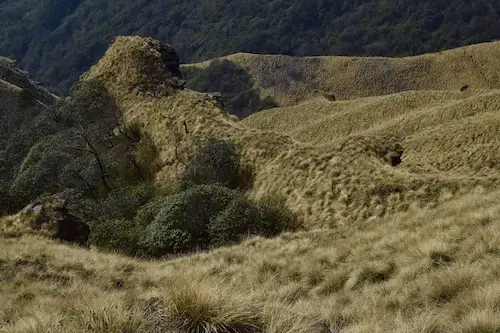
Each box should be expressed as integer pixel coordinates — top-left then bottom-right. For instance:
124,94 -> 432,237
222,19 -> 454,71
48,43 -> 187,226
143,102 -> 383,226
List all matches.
21,199 -> 90,246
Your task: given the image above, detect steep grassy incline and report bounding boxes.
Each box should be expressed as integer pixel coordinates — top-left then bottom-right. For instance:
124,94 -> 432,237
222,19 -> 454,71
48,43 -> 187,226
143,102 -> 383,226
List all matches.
185,41 -> 500,106
3,188 -> 500,332
79,37 -> 500,229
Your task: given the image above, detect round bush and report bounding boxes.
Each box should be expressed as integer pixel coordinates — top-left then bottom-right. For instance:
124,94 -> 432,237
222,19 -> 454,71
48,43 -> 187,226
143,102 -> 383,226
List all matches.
141,185 -> 238,256
180,138 -> 241,190
133,196 -> 168,227
90,219 -> 145,256
255,200 -> 295,235
210,197 -> 294,247
209,197 -> 259,246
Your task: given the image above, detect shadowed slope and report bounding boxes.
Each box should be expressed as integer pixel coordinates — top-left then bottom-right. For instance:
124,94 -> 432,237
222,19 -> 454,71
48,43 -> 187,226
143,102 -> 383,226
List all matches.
0,57 -> 57,149
0,57 -> 57,106
184,41 -> 500,106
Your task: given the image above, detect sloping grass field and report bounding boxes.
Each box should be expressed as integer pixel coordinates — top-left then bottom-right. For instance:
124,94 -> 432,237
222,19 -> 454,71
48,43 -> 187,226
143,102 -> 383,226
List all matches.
3,189 -> 500,332
3,36 -> 500,332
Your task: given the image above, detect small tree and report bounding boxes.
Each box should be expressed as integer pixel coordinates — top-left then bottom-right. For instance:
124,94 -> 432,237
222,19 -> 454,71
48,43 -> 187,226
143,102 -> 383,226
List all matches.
180,138 -> 242,190
140,185 -> 238,256
209,196 -> 295,247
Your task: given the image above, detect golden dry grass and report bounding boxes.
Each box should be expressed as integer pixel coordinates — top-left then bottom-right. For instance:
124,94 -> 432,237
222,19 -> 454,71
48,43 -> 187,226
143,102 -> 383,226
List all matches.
7,37 -> 500,332
243,88 -> 500,176
184,41 -> 500,106
79,36 -> 500,229
3,189 -> 500,332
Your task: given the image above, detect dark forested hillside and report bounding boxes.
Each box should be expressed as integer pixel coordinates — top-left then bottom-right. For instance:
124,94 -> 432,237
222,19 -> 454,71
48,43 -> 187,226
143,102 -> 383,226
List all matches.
1,0 -> 499,94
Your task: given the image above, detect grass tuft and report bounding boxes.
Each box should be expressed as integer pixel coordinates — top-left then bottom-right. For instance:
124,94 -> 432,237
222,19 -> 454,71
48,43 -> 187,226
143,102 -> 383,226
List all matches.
163,277 -> 263,333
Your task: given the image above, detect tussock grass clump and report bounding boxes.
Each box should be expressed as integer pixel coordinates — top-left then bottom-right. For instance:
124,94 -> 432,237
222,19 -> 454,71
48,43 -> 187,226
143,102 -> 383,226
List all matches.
0,214 -> 33,238
263,303 -> 319,333
345,261 -> 396,290
315,270 -> 349,296
162,277 -> 263,333
422,265 -> 485,304
418,239 -> 456,266
74,294 -> 147,333
453,309 -> 500,333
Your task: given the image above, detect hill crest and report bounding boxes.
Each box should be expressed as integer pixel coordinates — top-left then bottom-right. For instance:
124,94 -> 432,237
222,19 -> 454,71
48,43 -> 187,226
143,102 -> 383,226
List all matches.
184,41 -> 500,107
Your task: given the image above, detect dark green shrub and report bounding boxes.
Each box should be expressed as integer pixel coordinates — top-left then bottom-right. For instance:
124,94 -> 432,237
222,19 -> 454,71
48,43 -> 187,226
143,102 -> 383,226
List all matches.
64,79 -> 119,128
210,196 -> 295,247
133,196 -> 168,227
0,186 -> 19,215
180,138 -> 242,190
89,193 -> 166,256
18,89 -> 36,109
133,132 -> 160,179
255,199 -> 296,235
90,219 -> 145,256
209,197 -> 259,246
89,186 -> 294,257
140,185 -> 238,256
9,136 -> 76,204
94,185 -> 153,221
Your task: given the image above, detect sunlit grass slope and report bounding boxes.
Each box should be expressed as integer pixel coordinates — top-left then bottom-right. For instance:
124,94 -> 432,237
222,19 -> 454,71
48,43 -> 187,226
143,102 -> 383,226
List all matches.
82,37 -> 500,229
184,41 -> 500,106
244,89 -> 500,175
4,35 -> 500,333
3,189 -> 500,332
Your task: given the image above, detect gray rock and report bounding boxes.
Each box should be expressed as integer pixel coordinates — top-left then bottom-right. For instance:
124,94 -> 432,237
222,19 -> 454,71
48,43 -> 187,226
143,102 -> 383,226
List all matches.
208,92 -> 222,99
22,199 -> 90,246
167,77 -> 186,88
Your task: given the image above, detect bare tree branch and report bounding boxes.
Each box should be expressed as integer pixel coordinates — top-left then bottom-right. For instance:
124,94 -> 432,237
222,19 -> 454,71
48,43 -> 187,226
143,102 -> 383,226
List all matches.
78,126 -> 111,193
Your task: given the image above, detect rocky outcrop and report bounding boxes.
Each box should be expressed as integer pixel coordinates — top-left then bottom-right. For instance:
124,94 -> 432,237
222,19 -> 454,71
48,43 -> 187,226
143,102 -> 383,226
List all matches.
21,199 -> 90,246
82,36 -> 184,99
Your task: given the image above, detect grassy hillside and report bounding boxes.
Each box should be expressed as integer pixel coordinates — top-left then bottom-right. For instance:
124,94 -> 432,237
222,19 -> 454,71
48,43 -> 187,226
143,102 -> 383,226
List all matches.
4,36 -> 500,332
185,41 -> 500,107
77,36 -> 500,229
244,89 -> 500,175
1,0 -> 500,93
3,36 -> 500,229
3,189 -> 500,332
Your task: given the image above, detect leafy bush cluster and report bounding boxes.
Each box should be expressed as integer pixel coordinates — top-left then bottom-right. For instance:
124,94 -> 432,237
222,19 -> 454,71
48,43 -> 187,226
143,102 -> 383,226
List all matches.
0,77 -> 293,257
0,79 -> 158,217
180,137 -> 251,190
90,139 -> 294,257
